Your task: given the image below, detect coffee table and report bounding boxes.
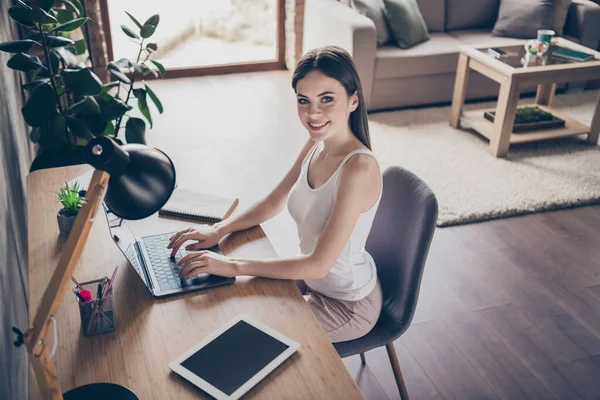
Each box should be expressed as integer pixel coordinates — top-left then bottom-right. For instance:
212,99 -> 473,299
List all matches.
450,37 -> 600,157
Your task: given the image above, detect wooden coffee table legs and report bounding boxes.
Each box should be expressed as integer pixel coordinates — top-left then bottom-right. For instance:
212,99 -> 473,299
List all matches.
489,78 -> 520,157
587,91 -> 600,145
535,83 -> 556,106
450,54 -> 470,129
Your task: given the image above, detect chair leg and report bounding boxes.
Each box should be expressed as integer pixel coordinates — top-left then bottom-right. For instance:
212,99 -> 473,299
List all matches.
360,352 -> 366,365
385,342 -> 409,400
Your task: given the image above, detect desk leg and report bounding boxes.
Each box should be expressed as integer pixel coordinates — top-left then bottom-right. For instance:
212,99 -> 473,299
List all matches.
587,91 -> 600,145
490,77 -> 519,158
535,83 -> 556,106
450,53 -> 470,129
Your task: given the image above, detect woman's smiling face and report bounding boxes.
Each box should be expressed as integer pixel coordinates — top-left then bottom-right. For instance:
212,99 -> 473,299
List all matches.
295,70 -> 358,141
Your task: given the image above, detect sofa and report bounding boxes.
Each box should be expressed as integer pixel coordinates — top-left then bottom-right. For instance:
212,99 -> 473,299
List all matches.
303,0 -> 600,111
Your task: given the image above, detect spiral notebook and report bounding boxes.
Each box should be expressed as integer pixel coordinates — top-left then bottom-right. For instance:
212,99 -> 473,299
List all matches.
159,188 -> 239,222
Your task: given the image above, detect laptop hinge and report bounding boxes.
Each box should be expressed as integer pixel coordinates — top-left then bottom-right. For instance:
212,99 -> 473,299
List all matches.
134,241 -> 154,290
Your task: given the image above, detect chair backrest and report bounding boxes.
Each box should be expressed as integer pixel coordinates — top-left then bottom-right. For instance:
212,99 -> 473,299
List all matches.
365,166 -> 438,336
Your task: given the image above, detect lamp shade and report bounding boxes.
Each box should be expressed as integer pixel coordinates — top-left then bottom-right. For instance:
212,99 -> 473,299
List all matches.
84,136 -> 176,220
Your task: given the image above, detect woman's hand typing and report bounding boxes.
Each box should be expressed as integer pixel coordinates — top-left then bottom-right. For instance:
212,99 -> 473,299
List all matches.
167,225 -> 223,257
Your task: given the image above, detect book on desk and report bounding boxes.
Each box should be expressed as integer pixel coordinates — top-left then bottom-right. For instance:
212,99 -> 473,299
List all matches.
159,188 -> 239,222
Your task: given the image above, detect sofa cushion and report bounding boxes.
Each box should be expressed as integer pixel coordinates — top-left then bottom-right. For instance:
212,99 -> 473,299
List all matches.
375,33 -> 462,78
449,29 -> 524,47
554,0 -> 572,35
416,0 -> 445,32
446,0 -> 500,30
383,0 -> 430,48
492,0 -> 554,39
352,0 -> 393,46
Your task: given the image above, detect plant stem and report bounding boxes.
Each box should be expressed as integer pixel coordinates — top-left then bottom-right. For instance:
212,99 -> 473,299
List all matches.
38,23 -> 75,147
114,39 -> 144,137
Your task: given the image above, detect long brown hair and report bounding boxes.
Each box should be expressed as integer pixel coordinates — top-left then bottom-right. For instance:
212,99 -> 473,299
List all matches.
291,46 -> 371,150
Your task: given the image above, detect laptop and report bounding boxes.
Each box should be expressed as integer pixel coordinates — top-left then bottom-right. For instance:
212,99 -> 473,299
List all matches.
103,205 -> 236,298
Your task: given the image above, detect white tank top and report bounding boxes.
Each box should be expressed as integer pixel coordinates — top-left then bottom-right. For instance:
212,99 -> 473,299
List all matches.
287,141 -> 382,301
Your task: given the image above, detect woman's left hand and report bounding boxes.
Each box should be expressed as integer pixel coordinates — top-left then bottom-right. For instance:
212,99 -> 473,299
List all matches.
177,251 -> 238,279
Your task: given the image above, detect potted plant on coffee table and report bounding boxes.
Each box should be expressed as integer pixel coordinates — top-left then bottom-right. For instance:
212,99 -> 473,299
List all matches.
57,181 -> 85,238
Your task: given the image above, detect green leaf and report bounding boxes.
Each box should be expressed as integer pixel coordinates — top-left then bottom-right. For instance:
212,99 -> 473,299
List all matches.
67,96 -> 101,115
31,7 -> 57,24
108,68 -> 131,84
150,60 -> 165,77
66,38 -> 87,55
30,0 -> 55,12
144,84 -> 163,114
133,88 -> 152,128
102,121 -> 115,136
23,78 -> 50,91
53,46 -> 79,67
115,58 -> 132,68
101,81 -> 120,93
126,117 -> 146,144
96,97 -> 132,121
144,14 -> 159,28
8,6 -> 35,27
22,83 -> 57,127
66,115 -> 94,139
39,113 -> 68,151
125,11 -> 143,30
121,25 -> 140,39
49,50 -> 60,72
0,40 -> 38,53
58,0 -> 82,17
44,36 -> 75,47
24,30 -> 42,41
140,24 -> 156,39
132,62 -> 150,75
145,43 -> 157,52
107,61 -> 120,72
61,68 -> 103,96
52,17 -> 89,33
54,8 -> 75,24
17,1 -> 32,10
7,52 -> 45,72
84,114 -> 109,135
30,127 -> 41,143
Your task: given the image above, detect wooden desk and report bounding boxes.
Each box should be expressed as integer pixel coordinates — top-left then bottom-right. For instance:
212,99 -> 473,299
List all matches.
28,165 -> 363,399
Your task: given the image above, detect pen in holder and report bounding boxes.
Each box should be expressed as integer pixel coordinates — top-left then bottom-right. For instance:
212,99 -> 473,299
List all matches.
76,277 -> 116,336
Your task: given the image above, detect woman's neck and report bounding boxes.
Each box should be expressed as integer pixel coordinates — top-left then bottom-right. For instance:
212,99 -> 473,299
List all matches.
322,127 -> 356,156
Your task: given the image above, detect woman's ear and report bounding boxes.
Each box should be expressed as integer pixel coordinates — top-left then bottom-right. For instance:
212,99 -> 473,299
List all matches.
350,91 -> 359,112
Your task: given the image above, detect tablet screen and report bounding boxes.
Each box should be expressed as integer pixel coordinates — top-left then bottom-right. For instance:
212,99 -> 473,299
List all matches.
180,320 -> 290,395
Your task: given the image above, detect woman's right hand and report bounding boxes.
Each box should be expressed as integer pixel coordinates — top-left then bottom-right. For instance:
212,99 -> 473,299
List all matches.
167,225 -> 223,256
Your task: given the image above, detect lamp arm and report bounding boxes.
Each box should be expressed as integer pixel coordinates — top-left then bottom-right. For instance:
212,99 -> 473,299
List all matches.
23,169 -> 110,400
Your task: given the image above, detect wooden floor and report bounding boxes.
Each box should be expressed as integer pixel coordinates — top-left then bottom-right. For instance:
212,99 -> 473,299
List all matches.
147,71 -> 600,400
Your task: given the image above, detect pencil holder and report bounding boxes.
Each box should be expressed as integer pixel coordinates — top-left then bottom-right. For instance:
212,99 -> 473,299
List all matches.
76,278 -> 116,337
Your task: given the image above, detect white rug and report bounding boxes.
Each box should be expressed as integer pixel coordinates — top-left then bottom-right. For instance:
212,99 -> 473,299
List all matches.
369,90 -> 600,227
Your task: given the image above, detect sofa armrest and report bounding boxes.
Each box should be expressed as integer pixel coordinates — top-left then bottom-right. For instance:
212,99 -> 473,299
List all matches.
564,0 -> 600,50
303,0 -> 377,109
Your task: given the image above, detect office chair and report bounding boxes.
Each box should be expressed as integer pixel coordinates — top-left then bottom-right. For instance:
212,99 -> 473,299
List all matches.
334,166 -> 438,400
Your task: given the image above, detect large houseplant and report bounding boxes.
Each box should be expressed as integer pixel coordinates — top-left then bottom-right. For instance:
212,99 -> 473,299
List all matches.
0,0 -> 166,171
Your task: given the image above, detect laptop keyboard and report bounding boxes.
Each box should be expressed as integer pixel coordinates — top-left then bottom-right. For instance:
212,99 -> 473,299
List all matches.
142,233 -> 187,292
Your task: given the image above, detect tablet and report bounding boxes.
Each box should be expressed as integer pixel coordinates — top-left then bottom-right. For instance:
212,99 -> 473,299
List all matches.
168,314 -> 300,400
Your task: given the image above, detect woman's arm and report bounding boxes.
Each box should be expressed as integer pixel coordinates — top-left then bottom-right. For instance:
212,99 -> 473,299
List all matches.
212,139 -> 316,238
168,139 -> 316,254
178,154 -> 382,280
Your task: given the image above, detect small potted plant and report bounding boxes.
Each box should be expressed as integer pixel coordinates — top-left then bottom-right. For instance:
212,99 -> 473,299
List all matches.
57,182 -> 85,238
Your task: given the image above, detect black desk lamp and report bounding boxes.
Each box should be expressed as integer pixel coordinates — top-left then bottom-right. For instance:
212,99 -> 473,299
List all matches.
14,136 -> 176,400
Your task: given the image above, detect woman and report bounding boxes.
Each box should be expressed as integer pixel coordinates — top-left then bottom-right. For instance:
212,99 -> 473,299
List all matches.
168,46 -> 383,343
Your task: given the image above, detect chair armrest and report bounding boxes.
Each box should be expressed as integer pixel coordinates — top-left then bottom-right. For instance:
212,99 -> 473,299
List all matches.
302,0 -> 377,108
564,0 -> 600,50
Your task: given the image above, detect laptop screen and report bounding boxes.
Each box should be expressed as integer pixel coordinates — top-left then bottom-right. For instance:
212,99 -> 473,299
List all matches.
102,204 -> 148,286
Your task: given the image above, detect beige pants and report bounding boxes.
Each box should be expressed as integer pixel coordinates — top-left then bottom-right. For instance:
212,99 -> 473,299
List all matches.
297,280 -> 383,343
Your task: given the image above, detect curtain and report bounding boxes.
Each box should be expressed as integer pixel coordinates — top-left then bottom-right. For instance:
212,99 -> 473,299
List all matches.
0,0 -> 35,398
